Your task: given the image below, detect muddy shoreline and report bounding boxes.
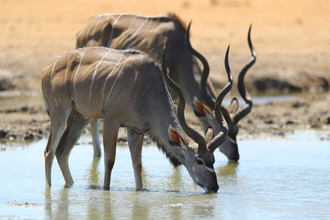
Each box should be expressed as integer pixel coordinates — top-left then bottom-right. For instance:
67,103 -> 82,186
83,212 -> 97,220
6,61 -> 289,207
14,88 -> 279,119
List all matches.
0,91 -> 329,148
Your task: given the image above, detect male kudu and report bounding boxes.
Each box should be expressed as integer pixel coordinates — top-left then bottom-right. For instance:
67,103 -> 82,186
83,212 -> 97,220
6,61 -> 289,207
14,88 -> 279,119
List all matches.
41,46 -> 233,192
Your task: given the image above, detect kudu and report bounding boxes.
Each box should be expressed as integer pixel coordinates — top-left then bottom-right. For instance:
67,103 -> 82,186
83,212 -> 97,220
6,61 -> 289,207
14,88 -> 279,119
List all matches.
41,46 -> 233,192
76,13 -> 256,162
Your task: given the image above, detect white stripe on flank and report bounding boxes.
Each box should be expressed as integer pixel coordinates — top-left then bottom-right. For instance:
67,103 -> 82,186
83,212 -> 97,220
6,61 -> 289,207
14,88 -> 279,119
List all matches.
64,55 -> 72,97
50,56 -> 61,107
90,16 -> 105,47
50,56 -> 60,80
116,17 -> 137,48
73,49 -> 87,100
85,18 -> 98,46
125,18 -> 149,49
139,18 -> 160,46
100,55 -> 123,102
147,23 -> 163,48
107,14 -> 123,47
88,50 -> 111,104
103,56 -> 130,107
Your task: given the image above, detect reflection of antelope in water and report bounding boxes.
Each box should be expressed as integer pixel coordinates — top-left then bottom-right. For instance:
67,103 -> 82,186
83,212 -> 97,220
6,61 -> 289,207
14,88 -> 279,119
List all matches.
41,46 -> 233,192
76,13 -> 256,161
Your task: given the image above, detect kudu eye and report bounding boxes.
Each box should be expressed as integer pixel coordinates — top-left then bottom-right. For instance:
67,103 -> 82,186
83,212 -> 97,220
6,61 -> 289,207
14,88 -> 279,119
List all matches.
196,157 -> 204,165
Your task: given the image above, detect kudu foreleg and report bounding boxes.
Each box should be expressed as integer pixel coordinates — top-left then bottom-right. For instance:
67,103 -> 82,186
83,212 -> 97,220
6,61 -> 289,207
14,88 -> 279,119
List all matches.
102,119 -> 120,190
127,129 -> 144,190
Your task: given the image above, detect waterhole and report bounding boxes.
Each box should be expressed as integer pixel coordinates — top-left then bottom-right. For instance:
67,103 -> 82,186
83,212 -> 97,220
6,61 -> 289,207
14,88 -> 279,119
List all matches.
0,134 -> 329,219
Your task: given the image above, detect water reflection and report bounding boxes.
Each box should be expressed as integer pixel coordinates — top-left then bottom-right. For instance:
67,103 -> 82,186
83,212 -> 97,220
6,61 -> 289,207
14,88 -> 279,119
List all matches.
217,162 -> 238,177
44,187 -> 70,219
105,193 -> 117,219
86,157 -> 102,187
217,162 -> 239,192
129,193 -> 150,219
164,168 -> 184,192
43,188 -> 219,219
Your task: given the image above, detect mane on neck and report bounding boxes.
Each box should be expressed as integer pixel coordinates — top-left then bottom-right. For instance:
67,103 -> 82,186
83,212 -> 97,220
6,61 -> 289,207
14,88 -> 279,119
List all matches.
167,12 -> 187,33
146,129 -> 182,167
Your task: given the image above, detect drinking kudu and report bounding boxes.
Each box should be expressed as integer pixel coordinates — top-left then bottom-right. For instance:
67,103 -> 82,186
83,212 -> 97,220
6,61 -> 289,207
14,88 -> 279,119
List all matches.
41,46 -> 233,192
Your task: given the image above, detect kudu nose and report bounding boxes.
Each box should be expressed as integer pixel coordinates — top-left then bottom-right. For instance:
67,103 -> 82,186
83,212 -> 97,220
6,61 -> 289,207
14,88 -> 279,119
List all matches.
204,182 -> 219,193
229,154 -> 240,162
212,184 -> 219,193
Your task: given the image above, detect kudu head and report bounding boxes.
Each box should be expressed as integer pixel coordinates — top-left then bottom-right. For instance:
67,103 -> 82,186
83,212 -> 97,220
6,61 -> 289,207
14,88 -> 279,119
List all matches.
187,24 -> 257,162
162,46 -> 233,192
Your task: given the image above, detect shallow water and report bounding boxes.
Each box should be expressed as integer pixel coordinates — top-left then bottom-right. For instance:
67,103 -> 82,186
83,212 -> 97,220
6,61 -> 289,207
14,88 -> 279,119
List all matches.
0,135 -> 329,219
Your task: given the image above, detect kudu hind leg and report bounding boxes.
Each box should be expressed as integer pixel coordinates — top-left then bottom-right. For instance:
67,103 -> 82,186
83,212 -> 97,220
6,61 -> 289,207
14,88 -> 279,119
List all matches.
55,109 -> 91,186
127,129 -> 144,190
45,108 -> 71,187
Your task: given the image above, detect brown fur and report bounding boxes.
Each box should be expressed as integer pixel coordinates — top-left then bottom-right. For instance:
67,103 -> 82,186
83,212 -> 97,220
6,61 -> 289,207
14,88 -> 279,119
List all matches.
167,12 -> 187,33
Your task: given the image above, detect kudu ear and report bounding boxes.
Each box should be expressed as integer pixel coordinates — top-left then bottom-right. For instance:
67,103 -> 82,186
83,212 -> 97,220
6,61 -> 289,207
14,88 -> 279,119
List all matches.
193,97 -> 214,119
168,125 -> 188,147
193,97 -> 206,117
204,127 -> 214,145
228,97 -> 239,114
